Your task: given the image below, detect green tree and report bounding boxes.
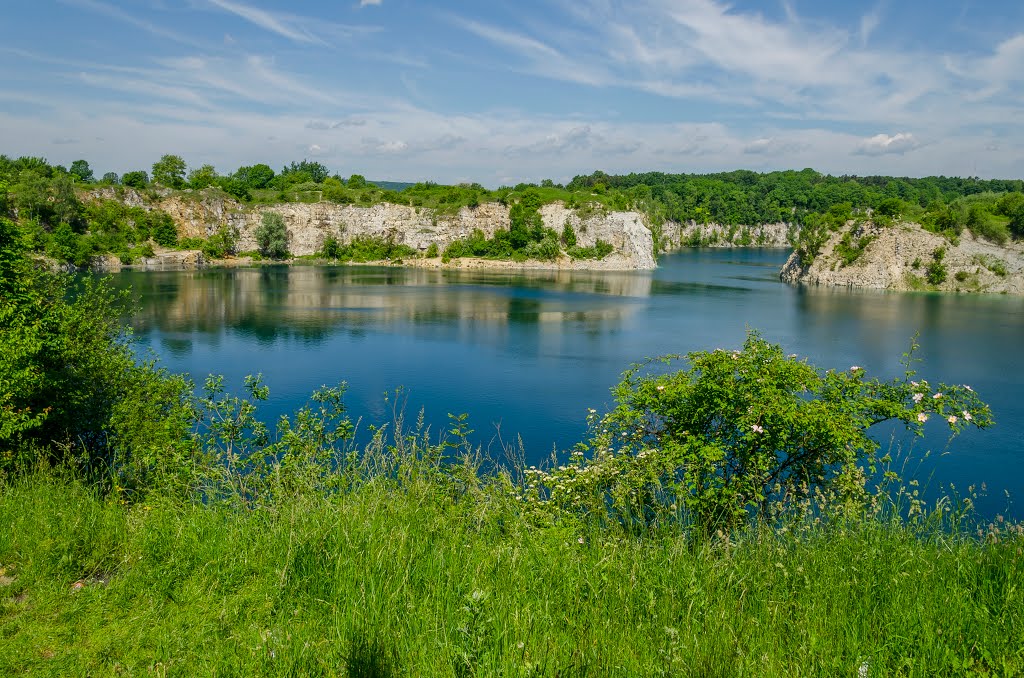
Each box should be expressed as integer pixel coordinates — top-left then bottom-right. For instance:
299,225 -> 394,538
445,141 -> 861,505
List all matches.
256,212 -> 289,259
101,172 -> 120,185
347,174 -> 367,189
122,171 -> 149,189
152,154 -> 187,189
148,211 -> 178,247
529,332 -> 992,533
187,164 -> 219,190
561,220 -> 577,247
234,164 -> 275,190
69,159 -> 94,183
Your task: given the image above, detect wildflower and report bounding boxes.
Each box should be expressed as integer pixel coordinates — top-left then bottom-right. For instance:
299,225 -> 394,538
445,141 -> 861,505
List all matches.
911,380 -> 918,387
963,411 -> 972,421
751,424 -> 765,434
850,365 -> 862,372
912,393 -> 924,404
917,412 -> 929,423
965,385 -> 973,392
577,537 -> 585,544
933,392 -> 943,399
656,385 -> 665,391
948,415 -> 958,425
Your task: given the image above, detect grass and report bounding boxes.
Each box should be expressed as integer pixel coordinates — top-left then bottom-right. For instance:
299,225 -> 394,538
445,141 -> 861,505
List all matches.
2,468 -> 1023,676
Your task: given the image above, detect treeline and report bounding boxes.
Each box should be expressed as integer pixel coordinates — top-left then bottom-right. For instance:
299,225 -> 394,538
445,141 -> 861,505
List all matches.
2,153 -> 1023,267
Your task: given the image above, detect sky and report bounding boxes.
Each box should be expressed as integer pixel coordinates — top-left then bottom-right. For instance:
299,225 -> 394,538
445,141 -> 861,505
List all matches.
1,0 -> 1022,185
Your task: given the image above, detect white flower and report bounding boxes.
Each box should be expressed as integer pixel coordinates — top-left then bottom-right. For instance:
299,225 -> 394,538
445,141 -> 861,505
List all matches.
948,415 -> 958,425
751,424 -> 765,434
850,365 -> 862,372
963,411 -> 973,421
656,385 -> 665,391
917,412 -> 929,423
965,385 -> 973,392
912,393 -> 924,404
933,392 -> 943,400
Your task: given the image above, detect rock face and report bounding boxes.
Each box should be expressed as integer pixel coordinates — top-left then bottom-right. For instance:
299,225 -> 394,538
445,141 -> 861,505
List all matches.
780,221 -> 1024,295
660,221 -> 796,250
89,249 -> 207,272
147,191 -> 657,270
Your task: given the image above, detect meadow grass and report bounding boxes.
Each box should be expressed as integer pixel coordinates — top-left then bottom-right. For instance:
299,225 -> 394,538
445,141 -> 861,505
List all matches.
2,467 -> 1022,677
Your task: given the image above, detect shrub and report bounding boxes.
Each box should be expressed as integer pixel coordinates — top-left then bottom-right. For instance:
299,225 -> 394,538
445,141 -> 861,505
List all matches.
256,212 -> 290,259
926,247 -> 947,286
522,332 -> 992,534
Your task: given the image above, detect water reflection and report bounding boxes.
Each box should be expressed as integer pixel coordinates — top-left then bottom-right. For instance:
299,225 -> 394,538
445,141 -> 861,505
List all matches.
113,265 -> 654,351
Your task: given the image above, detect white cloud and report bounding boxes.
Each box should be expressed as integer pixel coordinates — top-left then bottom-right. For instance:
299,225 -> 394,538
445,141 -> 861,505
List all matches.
855,133 -> 922,156
207,0 -> 322,44
359,0 -> 382,6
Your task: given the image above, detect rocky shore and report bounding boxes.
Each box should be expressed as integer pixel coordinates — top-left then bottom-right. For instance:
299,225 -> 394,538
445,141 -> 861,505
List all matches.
780,221 -> 1024,295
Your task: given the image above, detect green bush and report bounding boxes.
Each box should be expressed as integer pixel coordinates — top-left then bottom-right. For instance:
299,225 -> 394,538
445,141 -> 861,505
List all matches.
567,239 -> 614,260
926,247 -> 947,285
524,332 -> 991,533
256,212 -> 289,259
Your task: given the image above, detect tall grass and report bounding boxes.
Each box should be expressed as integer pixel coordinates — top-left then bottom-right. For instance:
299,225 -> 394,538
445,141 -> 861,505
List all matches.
2,453 -> 1022,676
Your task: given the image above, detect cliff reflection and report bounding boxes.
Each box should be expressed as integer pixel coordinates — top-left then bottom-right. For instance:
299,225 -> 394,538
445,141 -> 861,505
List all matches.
112,265 -> 653,351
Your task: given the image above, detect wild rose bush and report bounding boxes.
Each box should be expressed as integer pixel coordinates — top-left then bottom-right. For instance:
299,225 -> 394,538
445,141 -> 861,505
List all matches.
520,332 -> 993,533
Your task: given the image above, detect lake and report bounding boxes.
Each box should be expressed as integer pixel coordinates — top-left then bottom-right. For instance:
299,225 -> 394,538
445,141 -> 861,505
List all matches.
109,250 -> 1024,519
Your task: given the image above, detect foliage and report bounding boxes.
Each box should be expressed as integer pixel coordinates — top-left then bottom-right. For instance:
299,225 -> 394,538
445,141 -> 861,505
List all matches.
522,332 -> 991,533
833,230 -> 875,267
100,172 -> 119,185
0,218 -> 191,480
151,154 -> 187,189
255,212 -> 289,259
68,160 -> 93,183
561,220 -> 577,247
926,247 -> 948,286
121,171 -> 149,189
567,239 -> 614,260
187,164 -> 219,190
330,235 -> 416,262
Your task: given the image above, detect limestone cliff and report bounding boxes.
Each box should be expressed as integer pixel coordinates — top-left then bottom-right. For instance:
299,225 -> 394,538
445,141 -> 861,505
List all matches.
660,221 -> 796,250
108,189 -> 658,270
780,221 -> 1024,295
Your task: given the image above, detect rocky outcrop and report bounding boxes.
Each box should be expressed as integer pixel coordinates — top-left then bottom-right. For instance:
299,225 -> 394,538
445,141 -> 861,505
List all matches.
660,221 -> 797,250
89,249 -> 208,272
780,221 -> 1024,295
144,191 -> 656,270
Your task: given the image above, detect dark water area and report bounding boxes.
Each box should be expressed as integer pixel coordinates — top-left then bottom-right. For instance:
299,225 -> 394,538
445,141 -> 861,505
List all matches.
108,250 -> 1024,519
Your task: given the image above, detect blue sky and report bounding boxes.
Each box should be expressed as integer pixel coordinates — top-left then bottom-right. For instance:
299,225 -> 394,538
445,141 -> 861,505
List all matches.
1,0 -> 1022,184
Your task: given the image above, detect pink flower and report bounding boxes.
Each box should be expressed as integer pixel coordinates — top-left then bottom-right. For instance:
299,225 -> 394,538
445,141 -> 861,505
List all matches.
850,365 -> 862,372
912,393 -> 924,404
933,392 -> 943,400
963,411 -> 972,421
917,413 -> 929,423
751,424 -> 765,434
948,415 -> 958,425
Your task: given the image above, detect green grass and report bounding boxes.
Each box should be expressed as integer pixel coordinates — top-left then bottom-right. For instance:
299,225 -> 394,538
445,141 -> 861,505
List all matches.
2,471 -> 1022,677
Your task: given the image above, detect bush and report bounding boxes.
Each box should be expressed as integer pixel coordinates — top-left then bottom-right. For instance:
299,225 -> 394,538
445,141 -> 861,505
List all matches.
1,217 -> 192,483
523,332 -> 992,533
256,212 -> 290,259
926,247 -> 947,286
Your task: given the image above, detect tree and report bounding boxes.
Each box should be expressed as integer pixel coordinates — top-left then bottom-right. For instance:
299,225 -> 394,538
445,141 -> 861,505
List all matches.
69,159 -> 94,183
187,164 -> 218,190
148,211 -> 178,247
347,174 -> 367,189
152,154 -> 187,189
122,171 -> 149,189
256,212 -> 289,259
234,163 -> 275,190
524,332 -> 992,533
101,172 -> 120,185
561,220 -> 577,247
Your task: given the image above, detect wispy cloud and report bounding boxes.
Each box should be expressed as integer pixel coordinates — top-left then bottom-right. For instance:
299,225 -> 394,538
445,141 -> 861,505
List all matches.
59,0 -> 206,47
207,0 -> 322,44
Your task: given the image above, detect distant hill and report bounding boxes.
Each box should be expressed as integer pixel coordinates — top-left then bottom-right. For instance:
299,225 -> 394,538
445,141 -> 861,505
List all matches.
368,180 -> 415,192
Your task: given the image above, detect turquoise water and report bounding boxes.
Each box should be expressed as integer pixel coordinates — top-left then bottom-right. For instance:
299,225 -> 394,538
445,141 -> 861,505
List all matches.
110,250 -> 1024,518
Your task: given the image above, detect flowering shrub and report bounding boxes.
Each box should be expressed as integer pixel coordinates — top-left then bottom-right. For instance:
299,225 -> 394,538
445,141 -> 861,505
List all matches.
521,332 -> 993,533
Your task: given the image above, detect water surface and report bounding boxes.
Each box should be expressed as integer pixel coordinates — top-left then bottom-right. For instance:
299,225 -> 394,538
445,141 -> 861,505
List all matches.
110,251 -> 1024,518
